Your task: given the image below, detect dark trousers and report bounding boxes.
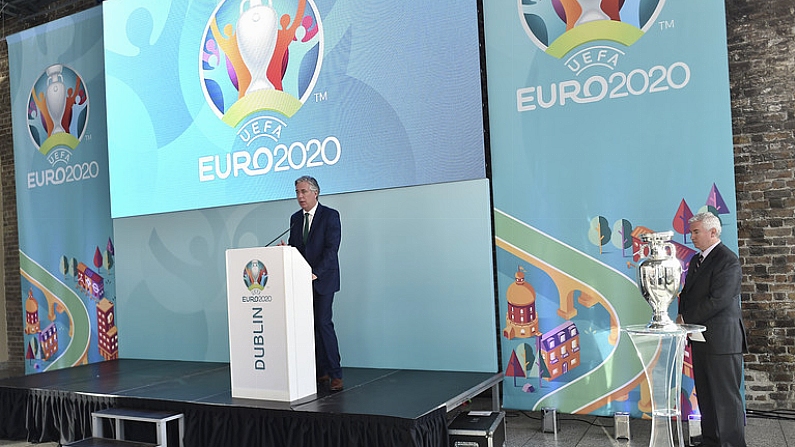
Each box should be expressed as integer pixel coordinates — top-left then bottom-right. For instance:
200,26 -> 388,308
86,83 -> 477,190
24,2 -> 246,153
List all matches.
314,291 -> 342,379
690,342 -> 746,447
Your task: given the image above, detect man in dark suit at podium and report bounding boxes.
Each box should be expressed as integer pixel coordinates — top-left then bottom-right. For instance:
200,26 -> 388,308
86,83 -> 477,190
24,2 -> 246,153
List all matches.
288,176 -> 343,391
678,212 -> 747,447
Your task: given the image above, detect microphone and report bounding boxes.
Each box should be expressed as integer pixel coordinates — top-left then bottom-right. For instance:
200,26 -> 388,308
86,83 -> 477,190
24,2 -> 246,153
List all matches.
265,224 -> 292,247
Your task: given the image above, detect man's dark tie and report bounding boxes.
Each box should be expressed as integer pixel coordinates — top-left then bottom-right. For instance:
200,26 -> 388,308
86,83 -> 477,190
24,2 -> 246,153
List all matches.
692,254 -> 704,274
303,212 -> 310,244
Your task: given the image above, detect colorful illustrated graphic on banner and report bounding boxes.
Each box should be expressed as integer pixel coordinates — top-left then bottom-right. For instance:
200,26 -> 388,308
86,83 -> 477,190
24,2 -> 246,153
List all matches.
488,0 -> 736,418
201,0 -> 322,126
27,64 -> 89,165
519,0 -> 667,58
22,242 -> 118,372
243,259 -> 269,291
497,183 -> 732,418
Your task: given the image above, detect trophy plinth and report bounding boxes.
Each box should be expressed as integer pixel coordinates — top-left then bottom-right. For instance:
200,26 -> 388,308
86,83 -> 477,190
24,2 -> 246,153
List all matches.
637,231 -> 682,330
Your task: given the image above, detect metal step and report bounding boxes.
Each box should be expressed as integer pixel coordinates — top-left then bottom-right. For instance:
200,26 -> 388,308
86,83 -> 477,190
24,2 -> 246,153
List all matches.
63,437 -> 158,447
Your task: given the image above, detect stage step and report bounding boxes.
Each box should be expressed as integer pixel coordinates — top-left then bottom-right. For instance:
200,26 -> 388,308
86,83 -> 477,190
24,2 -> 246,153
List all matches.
64,408 -> 185,447
64,437 -> 157,447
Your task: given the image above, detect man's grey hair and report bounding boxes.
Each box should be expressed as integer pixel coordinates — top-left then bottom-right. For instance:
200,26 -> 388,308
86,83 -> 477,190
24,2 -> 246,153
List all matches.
295,175 -> 320,194
689,212 -> 721,237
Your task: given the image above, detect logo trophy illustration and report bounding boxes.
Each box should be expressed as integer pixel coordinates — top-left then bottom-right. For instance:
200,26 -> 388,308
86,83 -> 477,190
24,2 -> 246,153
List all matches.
636,231 -> 682,330
519,0 -> 666,59
572,0 -> 610,26
45,64 -> 67,135
243,259 -> 268,291
237,0 -> 278,95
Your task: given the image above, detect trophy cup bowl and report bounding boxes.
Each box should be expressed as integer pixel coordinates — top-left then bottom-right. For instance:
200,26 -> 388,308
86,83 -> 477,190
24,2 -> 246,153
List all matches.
636,231 -> 682,330
574,0 -> 611,26
237,0 -> 278,95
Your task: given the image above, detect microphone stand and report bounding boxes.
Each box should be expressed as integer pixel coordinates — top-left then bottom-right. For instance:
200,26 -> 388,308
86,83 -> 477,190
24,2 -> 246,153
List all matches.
265,226 -> 291,247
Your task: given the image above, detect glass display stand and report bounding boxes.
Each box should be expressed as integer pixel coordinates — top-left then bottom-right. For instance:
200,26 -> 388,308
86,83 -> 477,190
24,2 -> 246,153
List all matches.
623,324 -> 705,447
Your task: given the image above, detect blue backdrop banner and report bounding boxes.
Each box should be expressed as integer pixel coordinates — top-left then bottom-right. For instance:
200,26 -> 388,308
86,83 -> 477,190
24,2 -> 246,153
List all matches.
8,7 -> 117,374
484,0 -> 737,417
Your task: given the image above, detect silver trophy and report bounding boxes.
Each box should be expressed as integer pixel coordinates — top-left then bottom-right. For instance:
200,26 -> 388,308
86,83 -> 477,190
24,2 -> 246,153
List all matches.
636,231 -> 682,330
45,64 -> 67,135
237,0 -> 278,95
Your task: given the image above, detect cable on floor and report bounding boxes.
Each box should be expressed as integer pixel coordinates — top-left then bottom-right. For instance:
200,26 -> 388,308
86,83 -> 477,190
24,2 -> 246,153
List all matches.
504,410 -> 615,428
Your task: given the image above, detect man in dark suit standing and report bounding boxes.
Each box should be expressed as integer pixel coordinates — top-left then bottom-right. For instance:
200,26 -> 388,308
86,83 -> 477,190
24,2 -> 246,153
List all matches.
678,212 -> 746,447
288,176 -> 343,391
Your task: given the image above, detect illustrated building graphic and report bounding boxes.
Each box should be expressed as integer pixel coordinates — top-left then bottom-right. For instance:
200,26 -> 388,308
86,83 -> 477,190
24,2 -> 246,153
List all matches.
504,267 -> 540,339
25,289 -> 40,335
39,322 -> 58,360
96,298 -> 118,360
540,320 -> 581,381
77,262 -> 105,302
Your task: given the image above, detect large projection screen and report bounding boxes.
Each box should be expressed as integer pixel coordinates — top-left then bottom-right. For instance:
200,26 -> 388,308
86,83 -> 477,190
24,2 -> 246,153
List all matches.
103,0 -> 487,218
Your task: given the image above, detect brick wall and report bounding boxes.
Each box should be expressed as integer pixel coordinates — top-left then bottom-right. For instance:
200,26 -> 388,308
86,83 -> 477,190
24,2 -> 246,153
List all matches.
0,0 -> 793,409
727,0 -> 795,410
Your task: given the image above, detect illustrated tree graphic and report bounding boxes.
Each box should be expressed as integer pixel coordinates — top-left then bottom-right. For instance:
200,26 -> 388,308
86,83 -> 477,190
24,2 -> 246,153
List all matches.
93,247 -> 103,272
588,216 -> 611,254
611,218 -> 633,257
60,256 -> 70,279
706,183 -> 729,214
672,199 -> 693,244
539,349 -> 551,380
103,251 -> 115,272
505,350 -> 526,387
517,342 -> 536,372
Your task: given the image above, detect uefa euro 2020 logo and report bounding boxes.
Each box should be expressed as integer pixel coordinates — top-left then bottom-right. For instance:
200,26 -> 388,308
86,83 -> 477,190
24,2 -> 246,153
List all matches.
519,0 -> 667,59
243,259 -> 269,292
27,64 -> 89,166
200,0 -> 323,128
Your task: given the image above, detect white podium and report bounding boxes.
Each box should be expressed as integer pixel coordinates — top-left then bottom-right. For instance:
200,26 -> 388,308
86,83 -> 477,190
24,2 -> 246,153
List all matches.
225,246 -> 316,402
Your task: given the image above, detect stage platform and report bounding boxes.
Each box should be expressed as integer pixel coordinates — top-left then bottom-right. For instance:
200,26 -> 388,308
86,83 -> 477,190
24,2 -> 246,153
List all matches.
0,359 -> 502,447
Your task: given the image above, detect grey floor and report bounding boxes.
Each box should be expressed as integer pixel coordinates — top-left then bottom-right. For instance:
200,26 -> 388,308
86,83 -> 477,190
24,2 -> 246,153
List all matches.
1,410 -> 793,446
500,410 -> 794,446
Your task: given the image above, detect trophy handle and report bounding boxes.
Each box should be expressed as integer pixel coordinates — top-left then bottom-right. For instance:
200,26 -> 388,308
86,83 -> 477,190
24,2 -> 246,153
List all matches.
240,0 -> 260,15
240,0 -> 274,17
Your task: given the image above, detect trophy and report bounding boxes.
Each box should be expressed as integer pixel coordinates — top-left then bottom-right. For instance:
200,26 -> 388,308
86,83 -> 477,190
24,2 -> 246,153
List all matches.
237,0 -> 278,95
636,231 -> 682,330
574,0 -> 610,26
45,64 -> 67,135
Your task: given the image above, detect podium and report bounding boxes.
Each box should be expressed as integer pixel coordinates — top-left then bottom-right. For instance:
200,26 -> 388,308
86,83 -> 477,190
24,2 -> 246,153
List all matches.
225,246 -> 316,402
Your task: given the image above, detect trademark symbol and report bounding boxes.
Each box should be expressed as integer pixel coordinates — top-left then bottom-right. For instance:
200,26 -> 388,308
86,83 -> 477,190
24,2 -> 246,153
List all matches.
658,19 -> 675,30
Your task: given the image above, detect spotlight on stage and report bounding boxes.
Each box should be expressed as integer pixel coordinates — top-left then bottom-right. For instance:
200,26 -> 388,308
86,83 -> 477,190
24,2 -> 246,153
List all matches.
541,407 -> 558,434
614,412 -> 630,440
